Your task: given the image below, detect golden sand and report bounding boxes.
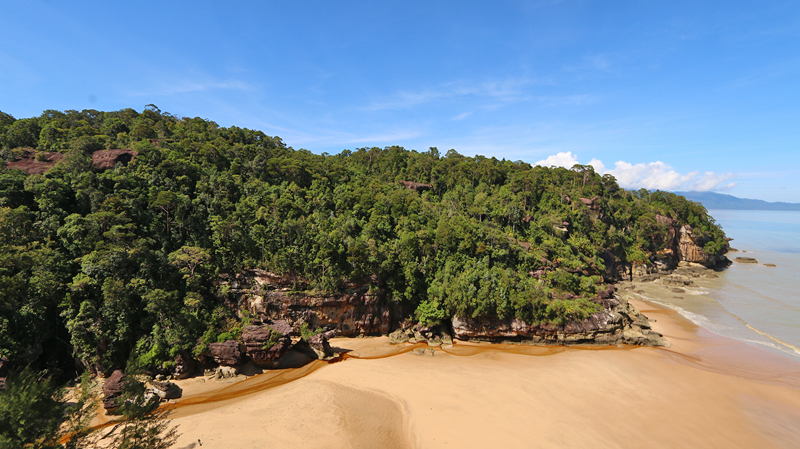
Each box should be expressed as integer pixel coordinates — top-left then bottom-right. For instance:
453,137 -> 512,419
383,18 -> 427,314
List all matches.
161,292 -> 800,448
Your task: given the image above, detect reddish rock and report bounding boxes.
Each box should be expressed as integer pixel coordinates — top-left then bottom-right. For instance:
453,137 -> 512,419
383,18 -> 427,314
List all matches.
172,350 -> 196,379
91,149 -> 137,170
102,370 -> 137,412
240,284 -> 406,337
307,330 -> 337,359
208,340 -> 243,366
241,325 -> 291,367
6,151 -> 63,174
451,295 -> 664,346
399,181 -> 432,192
150,381 -> 182,399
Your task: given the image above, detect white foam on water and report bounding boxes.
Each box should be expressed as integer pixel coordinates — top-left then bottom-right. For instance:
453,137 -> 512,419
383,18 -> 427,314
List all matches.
634,293 -> 732,334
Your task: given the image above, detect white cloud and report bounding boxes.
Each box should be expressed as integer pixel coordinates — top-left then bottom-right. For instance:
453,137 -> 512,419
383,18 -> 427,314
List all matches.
535,152 -> 735,192
534,151 -> 580,168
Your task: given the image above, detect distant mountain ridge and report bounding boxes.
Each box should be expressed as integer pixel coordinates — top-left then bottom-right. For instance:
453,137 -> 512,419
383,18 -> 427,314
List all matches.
674,191 -> 800,211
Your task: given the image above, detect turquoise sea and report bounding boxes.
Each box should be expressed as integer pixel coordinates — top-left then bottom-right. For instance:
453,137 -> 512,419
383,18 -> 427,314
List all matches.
652,210 -> 800,361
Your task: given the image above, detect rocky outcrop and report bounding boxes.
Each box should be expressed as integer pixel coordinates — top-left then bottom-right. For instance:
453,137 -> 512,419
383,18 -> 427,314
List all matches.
388,324 -> 453,347
735,257 -> 758,264
150,381 -> 182,399
91,149 -> 137,170
451,293 -> 664,346
399,181 -> 432,192
172,350 -> 196,379
294,330 -> 338,360
307,330 -> 337,359
102,370 -> 139,413
210,366 -> 239,379
238,283 -> 409,337
578,196 -> 603,219
6,151 -> 65,174
209,340 -> 243,366
677,225 -> 713,265
241,324 -> 292,367
6,149 -> 138,174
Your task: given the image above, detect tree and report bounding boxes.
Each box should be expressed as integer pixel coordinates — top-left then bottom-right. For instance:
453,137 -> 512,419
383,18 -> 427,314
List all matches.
0,368 -> 64,449
100,379 -> 179,449
168,246 -> 211,279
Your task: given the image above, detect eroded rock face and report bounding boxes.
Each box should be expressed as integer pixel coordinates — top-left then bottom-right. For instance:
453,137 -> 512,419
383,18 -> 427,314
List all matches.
678,225 -> 710,265
451,294 -> 665,346
91,149 -> 137,170
6,151 -> 64,174
241,324 -> 292,367
240,287 -> 409,337
209,340 -> 243,366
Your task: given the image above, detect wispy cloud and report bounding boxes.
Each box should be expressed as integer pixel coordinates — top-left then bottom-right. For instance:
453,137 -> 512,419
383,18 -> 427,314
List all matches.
534,151 -> 736,192
342,129 -> 425,145
128,78 -> 252,97
363,77 -> 540,111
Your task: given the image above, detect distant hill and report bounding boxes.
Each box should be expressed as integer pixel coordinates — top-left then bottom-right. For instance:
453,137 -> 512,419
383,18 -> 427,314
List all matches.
674,191 -> 800,211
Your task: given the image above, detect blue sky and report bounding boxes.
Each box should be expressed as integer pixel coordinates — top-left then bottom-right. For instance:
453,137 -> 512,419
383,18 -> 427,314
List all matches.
1,1 -> 798,202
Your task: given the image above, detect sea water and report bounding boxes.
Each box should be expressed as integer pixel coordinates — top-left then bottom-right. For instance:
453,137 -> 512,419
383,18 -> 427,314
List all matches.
656,210 -> 800,361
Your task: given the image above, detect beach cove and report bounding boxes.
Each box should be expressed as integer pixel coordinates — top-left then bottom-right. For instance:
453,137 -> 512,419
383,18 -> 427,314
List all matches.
159,291 -> 800,449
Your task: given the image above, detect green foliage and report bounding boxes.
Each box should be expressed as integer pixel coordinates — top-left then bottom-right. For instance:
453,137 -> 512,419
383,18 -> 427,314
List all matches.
0,368 -> 64,449
0,107 -> 728,376
299,322 -> 323,341
414,300 -> 447,327
101,380 -> 179,449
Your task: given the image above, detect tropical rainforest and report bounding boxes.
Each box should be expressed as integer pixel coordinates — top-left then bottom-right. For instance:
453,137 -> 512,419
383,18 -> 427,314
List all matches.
0,106 -> 727,379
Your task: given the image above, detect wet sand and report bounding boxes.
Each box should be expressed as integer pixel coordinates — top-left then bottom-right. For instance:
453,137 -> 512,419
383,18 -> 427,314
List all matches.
165,294 -> 800,448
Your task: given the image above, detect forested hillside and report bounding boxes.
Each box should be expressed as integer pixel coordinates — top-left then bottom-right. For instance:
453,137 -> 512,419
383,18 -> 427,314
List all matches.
0,107 -> 727,376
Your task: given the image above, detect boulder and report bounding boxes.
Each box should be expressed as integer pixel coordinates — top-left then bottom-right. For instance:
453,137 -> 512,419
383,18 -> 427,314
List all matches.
209,340 -> 243,366
102,370 -> 139,413
91,149 -> 137,170
212,366 -> 239,379
150,381 -> 182,399
661,274 -> 693,286
307,330 -> 337,360
173,350 -> 196,379
735,257 -> 758,264
242,325 -> 292,367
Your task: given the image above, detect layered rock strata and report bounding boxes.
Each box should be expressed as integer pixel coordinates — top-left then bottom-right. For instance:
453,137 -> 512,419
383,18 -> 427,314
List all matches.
241,323 -> 292,367
451,294 -> 664,346
208,340 -> 243,366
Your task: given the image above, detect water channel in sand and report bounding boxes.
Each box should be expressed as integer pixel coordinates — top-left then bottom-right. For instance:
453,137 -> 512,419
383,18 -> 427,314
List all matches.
165,340 -> 648,419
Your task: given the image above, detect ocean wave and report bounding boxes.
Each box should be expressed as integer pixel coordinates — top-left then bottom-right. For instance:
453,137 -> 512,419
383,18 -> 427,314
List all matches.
634,293 -> 732,333
744,324 -> 800,358
740,339 -> 800,360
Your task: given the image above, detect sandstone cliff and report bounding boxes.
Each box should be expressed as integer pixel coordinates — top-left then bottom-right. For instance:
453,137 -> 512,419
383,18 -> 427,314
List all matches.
228,271 -> 663,347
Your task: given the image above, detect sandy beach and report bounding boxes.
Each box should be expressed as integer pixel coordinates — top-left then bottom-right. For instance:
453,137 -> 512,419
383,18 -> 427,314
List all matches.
158,282 -> 800,449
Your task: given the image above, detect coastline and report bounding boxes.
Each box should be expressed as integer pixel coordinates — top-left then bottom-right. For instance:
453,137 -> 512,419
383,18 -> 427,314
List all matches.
160,293 -> 800,449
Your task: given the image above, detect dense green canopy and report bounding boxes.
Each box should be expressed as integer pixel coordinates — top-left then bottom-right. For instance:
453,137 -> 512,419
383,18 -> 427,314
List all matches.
0,107 -> 726,375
